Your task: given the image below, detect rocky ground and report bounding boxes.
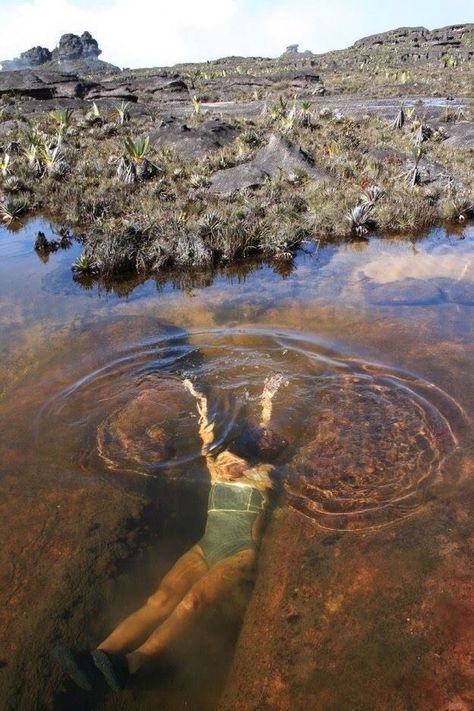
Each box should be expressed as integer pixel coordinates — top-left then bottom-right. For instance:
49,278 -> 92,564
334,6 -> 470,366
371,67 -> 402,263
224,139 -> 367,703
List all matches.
0,25 -> 472,286
0,88 -> 472,285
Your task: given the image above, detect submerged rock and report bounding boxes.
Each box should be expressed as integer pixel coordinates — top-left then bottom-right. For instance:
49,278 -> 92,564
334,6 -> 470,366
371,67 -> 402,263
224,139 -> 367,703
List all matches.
97,378 -> 200,474
365,278 -> 444,305
209,134 -> 328,194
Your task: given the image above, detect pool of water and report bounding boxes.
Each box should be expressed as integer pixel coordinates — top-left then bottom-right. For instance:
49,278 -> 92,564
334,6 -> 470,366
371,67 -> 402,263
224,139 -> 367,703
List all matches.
0,218 -> 472,709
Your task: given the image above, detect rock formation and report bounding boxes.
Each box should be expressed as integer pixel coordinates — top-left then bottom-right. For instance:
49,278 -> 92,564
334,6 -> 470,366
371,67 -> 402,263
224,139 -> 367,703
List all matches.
1,31 -> 117,73
351,23 -> 474,63
209,134 -> 329,195
20,46 -> 52,67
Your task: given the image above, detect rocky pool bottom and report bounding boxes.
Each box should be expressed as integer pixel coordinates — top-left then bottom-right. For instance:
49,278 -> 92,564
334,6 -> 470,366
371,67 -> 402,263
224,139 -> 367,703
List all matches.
0,219 -> 473,710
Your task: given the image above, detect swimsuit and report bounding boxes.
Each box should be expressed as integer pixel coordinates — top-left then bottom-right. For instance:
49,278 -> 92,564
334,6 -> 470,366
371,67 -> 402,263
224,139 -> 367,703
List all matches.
197,481 -> 266,567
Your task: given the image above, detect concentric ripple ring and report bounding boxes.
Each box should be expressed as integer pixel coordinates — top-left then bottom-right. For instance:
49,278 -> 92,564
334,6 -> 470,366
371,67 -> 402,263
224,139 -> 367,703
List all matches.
36,327 -> 467,529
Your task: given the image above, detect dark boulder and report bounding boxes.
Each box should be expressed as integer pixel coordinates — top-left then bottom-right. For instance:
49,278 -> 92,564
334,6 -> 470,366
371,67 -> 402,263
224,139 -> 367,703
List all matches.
443,122 -> 474,149
55,33 -> 84,61
0,70 -> 98,100
80,31 -> 101,58
150,117 -> 239,161
209,134 -> 328,195
19,46 -> 52,67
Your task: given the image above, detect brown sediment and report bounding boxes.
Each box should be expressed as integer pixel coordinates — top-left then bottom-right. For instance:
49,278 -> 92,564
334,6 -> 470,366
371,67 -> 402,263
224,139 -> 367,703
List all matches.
97,378 -> 198,474
219,452 -> 474,711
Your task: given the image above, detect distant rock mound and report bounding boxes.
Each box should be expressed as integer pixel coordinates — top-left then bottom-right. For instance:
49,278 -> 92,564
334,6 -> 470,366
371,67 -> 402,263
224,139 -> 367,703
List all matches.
352,23 -> 474,63
1,31 -> 119,73
280,44 -> 314,59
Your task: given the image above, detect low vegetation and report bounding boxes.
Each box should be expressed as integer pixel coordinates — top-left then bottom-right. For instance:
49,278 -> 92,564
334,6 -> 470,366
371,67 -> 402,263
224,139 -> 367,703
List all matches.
0,96 -> 473,281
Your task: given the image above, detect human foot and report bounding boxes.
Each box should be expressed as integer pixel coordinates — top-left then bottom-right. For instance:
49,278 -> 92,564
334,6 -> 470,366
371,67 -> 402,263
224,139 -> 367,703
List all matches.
53,645 -> 103,691
92,649 -> 130,692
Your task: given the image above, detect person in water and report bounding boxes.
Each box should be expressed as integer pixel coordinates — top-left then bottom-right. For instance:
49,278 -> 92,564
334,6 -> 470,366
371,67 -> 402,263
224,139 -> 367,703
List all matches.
55,375 -> 286,692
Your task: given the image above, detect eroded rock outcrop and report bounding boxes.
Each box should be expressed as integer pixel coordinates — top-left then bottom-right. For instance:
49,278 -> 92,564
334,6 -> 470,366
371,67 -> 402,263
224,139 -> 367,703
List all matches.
1,31 -> 117,73
351,23 -> 474,64
209,134 -> 329,194
0,69 -> 98,99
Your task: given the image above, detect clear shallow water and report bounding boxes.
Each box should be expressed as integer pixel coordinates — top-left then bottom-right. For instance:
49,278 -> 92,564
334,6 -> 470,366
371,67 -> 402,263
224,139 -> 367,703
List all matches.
0,219 -> 473,709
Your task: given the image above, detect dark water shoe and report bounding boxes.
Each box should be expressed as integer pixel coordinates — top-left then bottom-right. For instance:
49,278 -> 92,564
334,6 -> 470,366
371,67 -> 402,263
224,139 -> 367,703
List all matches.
53,645 -> 103,691
92,649 -> 129,692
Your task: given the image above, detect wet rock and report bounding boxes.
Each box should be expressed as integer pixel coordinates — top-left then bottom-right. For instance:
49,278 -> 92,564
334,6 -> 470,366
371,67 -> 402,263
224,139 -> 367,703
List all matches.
209,134 -> 328,195
97,378 -> 199,473
443,122 -> 474,149
365,278 -> 444,305
150,117 -> 239,161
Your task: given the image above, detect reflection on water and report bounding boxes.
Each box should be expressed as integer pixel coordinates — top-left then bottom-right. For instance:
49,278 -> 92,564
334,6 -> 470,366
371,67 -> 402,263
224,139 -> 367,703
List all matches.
0,219 -> 473,709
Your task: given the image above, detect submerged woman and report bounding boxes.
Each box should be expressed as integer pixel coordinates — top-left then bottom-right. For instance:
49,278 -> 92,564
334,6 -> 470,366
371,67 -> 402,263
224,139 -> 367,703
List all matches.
55,375 -> 286,692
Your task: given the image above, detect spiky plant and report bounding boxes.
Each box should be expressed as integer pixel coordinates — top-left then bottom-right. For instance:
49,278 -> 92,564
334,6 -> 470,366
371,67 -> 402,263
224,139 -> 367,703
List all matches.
85,101 -> 103,126
3,175 -> 24,193
269,96 -> 288,120
115,101 -> 130,125
190,95 -> 202,116
346,203 -> 374,236
0,197 -> 28,224
404,146 -> 425,186
299,100 -> 312,127
116,156 -> 136,184
72,253 -> 96,275
23,143 -> 41,176
391,107 -> 405,130
38,141 -> 68,177
50,108 -> 73,130
239,129 -> 261,148
0,153 -> 11,177
360,185 -> 384,206
124,135 -> 149,162
199,211 -> 222,238
280,110 -> 296,133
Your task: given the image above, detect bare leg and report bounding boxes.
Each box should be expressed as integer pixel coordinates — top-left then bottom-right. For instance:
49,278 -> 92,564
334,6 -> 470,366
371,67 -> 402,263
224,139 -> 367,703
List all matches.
126,548 -> 256,673
98,546 -> 207,654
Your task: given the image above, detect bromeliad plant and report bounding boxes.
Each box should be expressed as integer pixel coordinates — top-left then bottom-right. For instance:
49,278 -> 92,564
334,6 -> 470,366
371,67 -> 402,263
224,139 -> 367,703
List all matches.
50,108 -> 73,131
115,101 -> 130,125
117,135 -> 159,183
0,197 -> 28,224
0,153 -> 11,177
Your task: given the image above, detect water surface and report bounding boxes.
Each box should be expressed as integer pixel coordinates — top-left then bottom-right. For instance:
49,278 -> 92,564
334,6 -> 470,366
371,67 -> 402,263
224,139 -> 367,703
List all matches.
0,219 -> 472,709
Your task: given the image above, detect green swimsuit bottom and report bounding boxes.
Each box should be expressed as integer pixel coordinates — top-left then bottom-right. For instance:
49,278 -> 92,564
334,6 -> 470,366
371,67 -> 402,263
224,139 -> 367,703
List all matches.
198,481 -> 266,567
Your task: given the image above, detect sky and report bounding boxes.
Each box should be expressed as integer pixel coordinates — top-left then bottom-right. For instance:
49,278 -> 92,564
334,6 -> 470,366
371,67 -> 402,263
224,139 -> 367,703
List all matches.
0,0 -> 472,68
